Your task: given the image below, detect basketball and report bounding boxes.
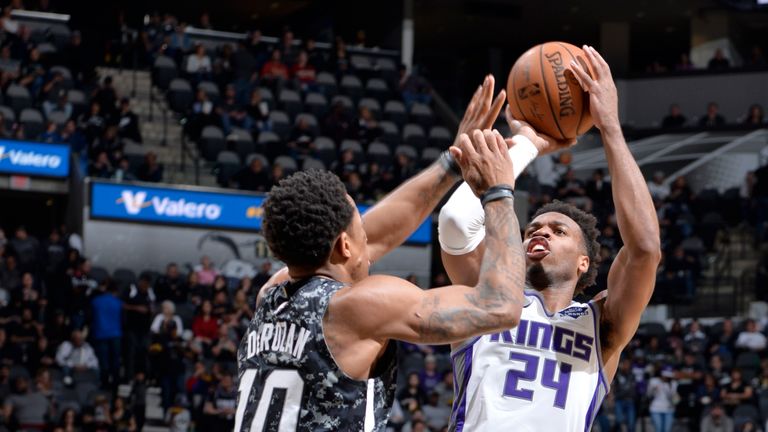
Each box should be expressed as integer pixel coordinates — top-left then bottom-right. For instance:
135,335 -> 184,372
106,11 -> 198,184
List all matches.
507,42 -> 594,140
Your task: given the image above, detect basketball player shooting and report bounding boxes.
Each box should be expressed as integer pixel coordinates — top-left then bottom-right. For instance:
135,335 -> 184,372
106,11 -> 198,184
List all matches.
234,76 -> 533,431
438,46 -> 661,431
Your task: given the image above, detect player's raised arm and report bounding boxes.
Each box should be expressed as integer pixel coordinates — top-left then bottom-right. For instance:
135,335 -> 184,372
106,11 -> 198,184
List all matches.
363,75 -> 505,262
333,129 -> 526,344
439,108 -> 575,286
570,46 -> 661,367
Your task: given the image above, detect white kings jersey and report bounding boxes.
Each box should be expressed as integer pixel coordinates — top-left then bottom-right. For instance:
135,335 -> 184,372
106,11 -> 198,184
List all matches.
449,290 -> 609,432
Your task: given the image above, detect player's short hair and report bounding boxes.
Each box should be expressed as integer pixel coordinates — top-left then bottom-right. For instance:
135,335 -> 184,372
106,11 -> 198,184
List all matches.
263,169 -> 355,269
532,200 -> 600,293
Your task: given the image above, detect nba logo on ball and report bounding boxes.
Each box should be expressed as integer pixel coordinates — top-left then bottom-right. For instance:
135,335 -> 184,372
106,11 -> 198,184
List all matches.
507,41 -> 595,140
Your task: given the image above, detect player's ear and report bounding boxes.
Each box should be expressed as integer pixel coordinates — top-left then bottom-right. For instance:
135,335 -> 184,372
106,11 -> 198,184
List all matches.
577,254 -> 589,276
334,231 -> 353,259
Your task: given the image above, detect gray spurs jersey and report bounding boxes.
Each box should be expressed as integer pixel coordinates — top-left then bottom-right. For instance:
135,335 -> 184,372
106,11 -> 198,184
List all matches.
235,276 -> 397,431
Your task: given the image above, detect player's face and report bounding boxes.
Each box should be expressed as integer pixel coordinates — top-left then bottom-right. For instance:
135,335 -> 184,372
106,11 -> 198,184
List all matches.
345,196 -> 371,282
522,212 -> 589,290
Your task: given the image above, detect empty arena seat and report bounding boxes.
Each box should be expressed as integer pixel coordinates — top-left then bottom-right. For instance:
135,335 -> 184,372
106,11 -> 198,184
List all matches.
340,75 -> 364,101
215,151 -> 242,186
403,123 -> 427,149
6,84 -> 32,113
167,79 -> 193,113
316,72 -> 338,97
379,121 -> 400,147
367,142 -> 392,166
269,111 -> 291,140
395,145 -> 418,160
229,127 -> 255,161
410,102 -> 434,128
384,100 -> 407,127
420,147 -> 441,166
152,55 -> 178,91
20,108 -> 44,139
365,78 -> 389,102
302,157 -> 326,171
278,89 -> 303,118
305,92 -> 329,118
340,139 -> 365,164
0,105 -> 15,128
314,136 -> 337,166
200,126 -> 225,161
258,87 -> 275,109
428,126 -> 452,148
274,156 -> 298,174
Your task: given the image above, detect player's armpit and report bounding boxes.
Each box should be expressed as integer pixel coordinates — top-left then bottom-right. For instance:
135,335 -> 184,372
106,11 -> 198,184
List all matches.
441,245 -> 484,287
331,274 -> 523,345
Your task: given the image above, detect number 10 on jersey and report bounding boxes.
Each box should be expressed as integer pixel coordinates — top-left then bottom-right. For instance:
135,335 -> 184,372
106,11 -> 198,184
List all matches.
503,351 -> 572,409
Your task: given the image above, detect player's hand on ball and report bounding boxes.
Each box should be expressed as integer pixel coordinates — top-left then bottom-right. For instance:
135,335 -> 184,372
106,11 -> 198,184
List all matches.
504,105 -> 576,155
569,46 -> 620,132
455,75 -> 506,144
450,129 -> 515,197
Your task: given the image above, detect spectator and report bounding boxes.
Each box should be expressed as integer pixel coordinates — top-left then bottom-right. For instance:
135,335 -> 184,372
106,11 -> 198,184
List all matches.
720,369 -> 753,414
700,403 -> 734,432
79,101 -> 107,144
290,50 -> 316,92
333,38 -> 350,76
648,171 -> 671,201
9,307 -> 39,357
117,97 -> 142,143
93,76 -> 118,120
357,106 -> 381,144
746,45 -> 766,67
55,329 -> 99,383
260,49 -> 289,85
42,89 -> 73,122
3,376 -> 53,430
684,320 -> 709,354
112,157 -> 137,182
151,300 -> 184,335
305,37 -> 325,71
136,151 -> 164,183
56,407 -> 80,432
585,169 -> 611,219
421,392 -> 450,431
399,65 -> 432,109
64,30 -> 94,83
166,394 -> 192,432
287,116 -> 316,158
89,151 -> 114,178
9,226 -> 40,273
699,102 -> 726,128
202,372 -> 237,430
418,355 -> 443,396
231,39 -> 257,86
245,88 -> 270,132
735,319 -> 767,351
661,104 -> 687,128
91,280 -> 123,388
40,121 -> 62,143
744,104 -> 764,127
123,275 -> 154,378
281,30 -> 298,67
19,47 -> 45,97
155,263 -> 188,303
192,299 -> 219,350
152,311 -> 185,412
698,373 -> 723,410
194,256 -> 219,286
614,357 -> 637,432
647,367 -> 678,432
28,336 -> 55,376
0,255 -> 21,291
557,168 -> 591,210
169,23 -> 192,57
186,44 -> 212,82
397,372 -> 425,413
246,30 -> 269,68
219,84 -> 251,133
708,48 -> 730,70
675,53 -> 695,71
198,12 -> 212,29
324,101 -> 353,142
232,156 -> 270,192
251,261 -> 273,289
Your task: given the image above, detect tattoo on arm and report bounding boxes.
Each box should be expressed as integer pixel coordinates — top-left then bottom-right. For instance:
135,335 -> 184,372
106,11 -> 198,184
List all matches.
417,199 -> 526,342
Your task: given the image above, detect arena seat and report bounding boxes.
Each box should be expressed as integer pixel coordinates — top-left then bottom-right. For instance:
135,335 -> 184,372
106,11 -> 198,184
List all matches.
152,55 -> 178,91
6,84 -> 32,113
20,108 -> 45,139
167,78 -> 193,113
367,142 -> 392,166
305,92 -> 329,118
279,89 -> 303,119
358,97 -> 382,118
428,126 -> 452,148
384,100 -> 407,127
314,136 -> 337,166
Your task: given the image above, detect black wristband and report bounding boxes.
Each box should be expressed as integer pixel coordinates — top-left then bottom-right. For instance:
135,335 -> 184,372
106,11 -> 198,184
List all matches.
438,151 -> 462,177
481,184 -> 515,207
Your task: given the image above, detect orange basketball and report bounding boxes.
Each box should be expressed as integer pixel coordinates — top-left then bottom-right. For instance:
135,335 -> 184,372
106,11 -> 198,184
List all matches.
507,42 -> 594,140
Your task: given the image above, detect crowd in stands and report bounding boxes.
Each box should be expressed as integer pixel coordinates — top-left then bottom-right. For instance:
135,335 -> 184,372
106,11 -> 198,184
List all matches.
659,102 -> 765,130
645,46 -> 767,74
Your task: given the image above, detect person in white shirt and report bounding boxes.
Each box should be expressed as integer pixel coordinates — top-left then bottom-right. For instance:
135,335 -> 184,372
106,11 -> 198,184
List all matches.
150,300 -> 184,334
56,329 -> 99,385
186,44 -> 211,75
734,319 -> 767,351
647,368 -> 678,432
647,171 -> 671,201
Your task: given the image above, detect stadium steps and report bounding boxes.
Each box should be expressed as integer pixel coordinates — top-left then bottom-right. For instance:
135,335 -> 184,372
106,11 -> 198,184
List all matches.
102,67 -> 217,187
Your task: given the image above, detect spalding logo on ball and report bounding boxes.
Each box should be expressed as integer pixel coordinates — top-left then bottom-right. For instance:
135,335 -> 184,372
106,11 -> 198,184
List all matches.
507,41 -> 595,140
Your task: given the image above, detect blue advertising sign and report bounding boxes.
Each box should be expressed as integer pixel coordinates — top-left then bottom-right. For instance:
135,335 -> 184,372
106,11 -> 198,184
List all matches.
90,181 -> 432,244
90,182 -> 266,231
0,139 -> 70,177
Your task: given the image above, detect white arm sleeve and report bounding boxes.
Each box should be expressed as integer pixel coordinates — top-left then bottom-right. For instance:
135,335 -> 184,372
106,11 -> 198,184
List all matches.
438,135 -> 538,255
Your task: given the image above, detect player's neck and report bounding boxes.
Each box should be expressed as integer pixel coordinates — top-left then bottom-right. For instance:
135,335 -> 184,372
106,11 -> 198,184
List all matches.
531,282 -> 576,313
288,263 -> 352,284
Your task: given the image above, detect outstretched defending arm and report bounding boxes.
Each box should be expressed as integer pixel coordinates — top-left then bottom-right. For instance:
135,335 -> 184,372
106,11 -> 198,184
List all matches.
335,130 -> 527,344
570,46 -> 661,373
363,75 -> 505,262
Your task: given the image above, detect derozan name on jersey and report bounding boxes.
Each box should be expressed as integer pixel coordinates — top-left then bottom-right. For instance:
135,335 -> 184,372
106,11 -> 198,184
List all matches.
245,321 -> 312,360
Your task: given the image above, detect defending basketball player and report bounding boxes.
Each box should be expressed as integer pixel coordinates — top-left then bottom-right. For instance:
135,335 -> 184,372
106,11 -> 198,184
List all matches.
234,76 -> 532,431
439,46 -> 661,431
